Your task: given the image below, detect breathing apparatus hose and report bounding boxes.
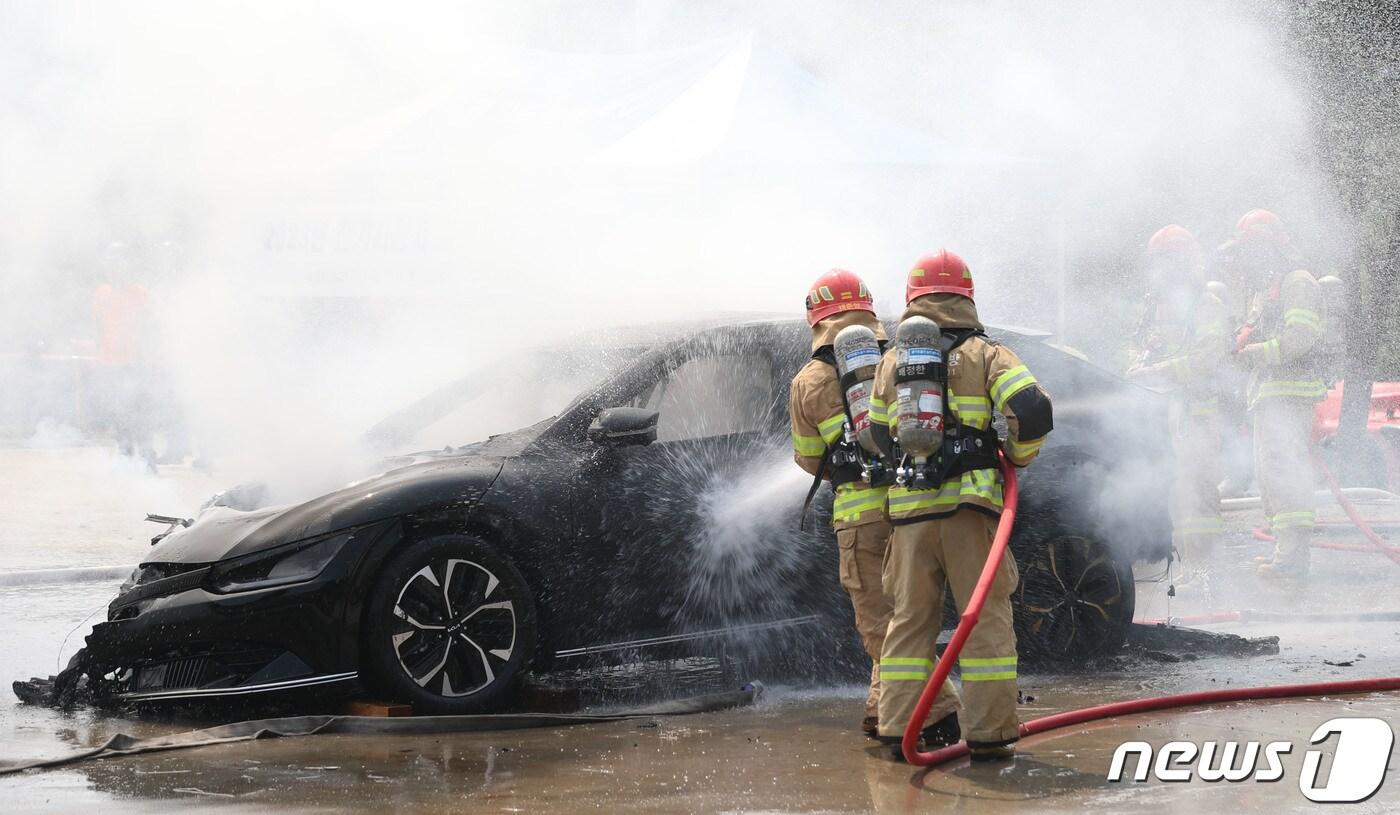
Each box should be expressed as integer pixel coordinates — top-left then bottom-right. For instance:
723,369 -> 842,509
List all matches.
903,451 -> 1400,769
901,450 -> 1019,765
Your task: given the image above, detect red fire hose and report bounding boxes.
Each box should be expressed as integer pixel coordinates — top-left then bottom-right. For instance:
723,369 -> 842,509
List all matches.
1253,526 -> 1396,554
901,452 -> 1400,768
1312,450 -> 1400,566
912,676 -> 1400,768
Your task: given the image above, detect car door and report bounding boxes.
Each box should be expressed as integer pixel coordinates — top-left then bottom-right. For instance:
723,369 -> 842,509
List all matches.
565,339 -> 814,656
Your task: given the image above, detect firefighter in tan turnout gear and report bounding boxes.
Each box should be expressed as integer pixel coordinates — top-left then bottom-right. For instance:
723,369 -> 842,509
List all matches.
789,268 -> 910,737
1126,225 -> 1230,588
871,250 -> 1053,762
1228,209 -> 1327,579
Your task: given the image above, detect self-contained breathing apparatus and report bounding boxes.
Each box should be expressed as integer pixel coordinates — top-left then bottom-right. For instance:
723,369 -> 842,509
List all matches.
830,324 -> 890,486
890,316 -> 1000,490
1238,271 -> 1344,384
1317,275 -> 1346,386
797,325 -> 889,530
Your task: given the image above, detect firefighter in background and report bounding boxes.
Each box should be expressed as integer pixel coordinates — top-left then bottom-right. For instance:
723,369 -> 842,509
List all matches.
789,268 -> 911,737
1230,209 -> 1327,579
1126,225 -> 1230,587
92,241 -> 156,470
870,251 -> 1053,761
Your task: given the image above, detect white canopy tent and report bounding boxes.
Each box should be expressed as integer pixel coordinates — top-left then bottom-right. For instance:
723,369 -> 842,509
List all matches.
210,33 -> 1055,329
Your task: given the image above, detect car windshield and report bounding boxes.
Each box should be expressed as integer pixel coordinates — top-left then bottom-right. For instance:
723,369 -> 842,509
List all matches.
365,343 -> 647,452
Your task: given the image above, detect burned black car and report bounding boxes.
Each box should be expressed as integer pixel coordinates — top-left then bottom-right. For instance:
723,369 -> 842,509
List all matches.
43,318 -> 1170,712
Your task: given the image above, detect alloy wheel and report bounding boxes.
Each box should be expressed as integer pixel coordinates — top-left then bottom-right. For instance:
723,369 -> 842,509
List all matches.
390,558 -> 518,697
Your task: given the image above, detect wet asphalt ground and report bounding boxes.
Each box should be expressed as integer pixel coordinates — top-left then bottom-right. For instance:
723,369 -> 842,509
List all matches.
2,444 -> 1399,813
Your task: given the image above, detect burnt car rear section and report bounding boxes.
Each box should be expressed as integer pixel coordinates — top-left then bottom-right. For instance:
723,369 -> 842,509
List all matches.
57,318 -> 1170,710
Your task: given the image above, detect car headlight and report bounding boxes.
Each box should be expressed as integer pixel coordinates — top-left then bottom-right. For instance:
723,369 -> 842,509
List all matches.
205,530 -> 353,594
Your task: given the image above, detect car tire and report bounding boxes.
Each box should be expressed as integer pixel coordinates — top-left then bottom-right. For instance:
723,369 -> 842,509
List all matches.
361,534 -> 537,714
1011,507 -> 1135,663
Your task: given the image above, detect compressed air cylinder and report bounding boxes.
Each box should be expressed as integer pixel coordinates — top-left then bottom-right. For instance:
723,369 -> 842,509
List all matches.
893,316 -> 946,473
833,324 -> 883,456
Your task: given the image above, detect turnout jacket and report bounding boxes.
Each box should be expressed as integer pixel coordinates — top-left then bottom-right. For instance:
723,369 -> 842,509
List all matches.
1127,287 -> 1231,419
1236,269 -> 1327,408
789,311 -> 889,529
870,295 -> 1053,522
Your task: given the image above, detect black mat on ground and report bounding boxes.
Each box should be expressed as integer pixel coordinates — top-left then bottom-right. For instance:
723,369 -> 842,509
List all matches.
0,683 -> 762,776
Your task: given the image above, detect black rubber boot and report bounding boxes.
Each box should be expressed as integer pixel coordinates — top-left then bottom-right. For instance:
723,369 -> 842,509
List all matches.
861,716 -> 879,738
877,713 -> 961,760
968,740 -> 1017,762
920,712 -> 961,748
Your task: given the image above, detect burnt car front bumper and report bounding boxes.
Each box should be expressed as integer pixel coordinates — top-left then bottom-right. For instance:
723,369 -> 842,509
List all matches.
79,519 -> 400,704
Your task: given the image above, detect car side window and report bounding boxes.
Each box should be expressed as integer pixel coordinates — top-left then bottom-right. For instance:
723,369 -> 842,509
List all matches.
654,354 -> 774,442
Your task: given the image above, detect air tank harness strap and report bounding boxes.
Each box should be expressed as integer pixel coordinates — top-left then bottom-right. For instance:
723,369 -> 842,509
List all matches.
935,424 -> 1002,479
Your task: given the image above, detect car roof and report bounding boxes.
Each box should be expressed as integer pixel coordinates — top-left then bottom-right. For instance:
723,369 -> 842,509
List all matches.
663,314 -> 1056,345
555,309 -> 1057,356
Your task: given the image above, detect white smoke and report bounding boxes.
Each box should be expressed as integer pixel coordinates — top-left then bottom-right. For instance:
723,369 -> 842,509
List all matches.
0,1 -> 1350,503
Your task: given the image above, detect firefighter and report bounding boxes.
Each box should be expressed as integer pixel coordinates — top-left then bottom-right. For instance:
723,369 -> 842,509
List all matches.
1126,225 -> 1230,588
788,268 -> 909,737
870,250 -> 1053,761
92,241 -> 156,470
1229,210 -> 1327,579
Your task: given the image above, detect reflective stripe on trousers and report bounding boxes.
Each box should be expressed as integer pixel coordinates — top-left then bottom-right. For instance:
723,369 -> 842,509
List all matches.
879,656 -> 933,682
960,656 -> 1017,682
1272,510 -> 1315,529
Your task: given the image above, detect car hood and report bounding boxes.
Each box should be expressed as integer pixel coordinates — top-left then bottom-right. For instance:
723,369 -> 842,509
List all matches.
146,454 -> 506,565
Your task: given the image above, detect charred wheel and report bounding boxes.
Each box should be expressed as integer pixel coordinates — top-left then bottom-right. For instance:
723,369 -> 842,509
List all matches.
1013,527 -> 1134,663
362,534 -> 536,713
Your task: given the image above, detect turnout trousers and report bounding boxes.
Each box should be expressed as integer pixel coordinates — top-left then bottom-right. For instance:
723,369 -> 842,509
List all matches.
836,519 -> 894,719
1253,398 -> 1317,571
877,509 -> 1020,745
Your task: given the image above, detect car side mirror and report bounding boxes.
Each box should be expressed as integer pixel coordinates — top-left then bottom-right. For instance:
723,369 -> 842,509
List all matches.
588,407 -> 659,447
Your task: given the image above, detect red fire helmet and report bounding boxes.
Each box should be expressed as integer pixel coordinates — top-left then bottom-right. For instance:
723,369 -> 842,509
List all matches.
906,249 -> 973,304
1233,209 -> 1289,247
805,268 -> 875,327
1146,224 -> 1202,259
